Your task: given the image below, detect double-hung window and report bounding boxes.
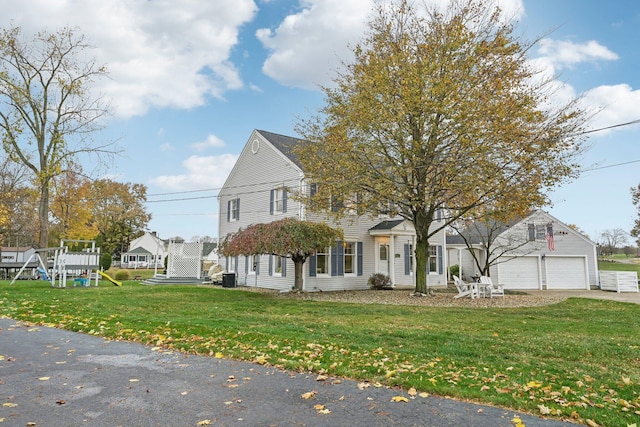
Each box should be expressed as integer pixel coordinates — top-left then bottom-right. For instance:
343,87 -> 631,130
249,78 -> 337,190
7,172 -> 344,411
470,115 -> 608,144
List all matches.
228,256 -> 237,273
228,198 -> 240,222
269,255 -> 286,276
428,246 -> 437,274
247,255 -> 257,275
343,242 -> 356,275
315,248 -> 330,275
270,188 -> 287,214
527,223 -> 546,241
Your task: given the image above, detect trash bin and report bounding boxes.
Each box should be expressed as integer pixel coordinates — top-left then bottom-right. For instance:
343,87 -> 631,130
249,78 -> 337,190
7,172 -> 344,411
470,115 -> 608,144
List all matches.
222,273 -> 236,288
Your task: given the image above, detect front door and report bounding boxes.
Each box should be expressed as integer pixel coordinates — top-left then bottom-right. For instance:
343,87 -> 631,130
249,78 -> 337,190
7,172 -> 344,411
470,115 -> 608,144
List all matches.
378,243 -> 390,276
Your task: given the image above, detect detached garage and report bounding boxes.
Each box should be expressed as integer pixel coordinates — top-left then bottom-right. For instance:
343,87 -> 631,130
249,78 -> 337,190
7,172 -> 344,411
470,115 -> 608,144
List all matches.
494,254 -> 590,290
488,210 -> 598,290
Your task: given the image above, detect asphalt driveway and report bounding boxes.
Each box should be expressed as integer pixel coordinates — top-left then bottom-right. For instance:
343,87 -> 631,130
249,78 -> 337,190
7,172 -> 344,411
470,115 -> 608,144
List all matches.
0,317 -> 580,427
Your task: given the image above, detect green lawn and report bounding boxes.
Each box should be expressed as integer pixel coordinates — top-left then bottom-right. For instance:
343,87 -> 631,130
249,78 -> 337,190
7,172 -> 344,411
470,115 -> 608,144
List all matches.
1,280 -> 639,427
599,260 -> 640,273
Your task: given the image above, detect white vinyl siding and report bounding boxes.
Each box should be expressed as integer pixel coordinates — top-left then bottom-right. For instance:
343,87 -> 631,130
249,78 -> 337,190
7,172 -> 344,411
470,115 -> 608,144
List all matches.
219,130 -> 449,292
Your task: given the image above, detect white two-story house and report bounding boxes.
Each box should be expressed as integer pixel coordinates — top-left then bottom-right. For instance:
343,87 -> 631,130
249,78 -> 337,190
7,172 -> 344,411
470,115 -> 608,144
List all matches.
217,129 -> 447,292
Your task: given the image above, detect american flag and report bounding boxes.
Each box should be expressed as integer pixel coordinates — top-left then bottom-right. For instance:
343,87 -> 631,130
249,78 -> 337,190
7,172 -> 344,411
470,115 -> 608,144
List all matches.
546,223 -> 555,251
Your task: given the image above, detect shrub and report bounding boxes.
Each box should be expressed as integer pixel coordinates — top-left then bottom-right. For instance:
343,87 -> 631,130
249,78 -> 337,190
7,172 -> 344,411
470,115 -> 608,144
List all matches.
114,270 -> 129,281
100,253 -> 112,271
368,273 -> 392,290
449,264 -> 460,278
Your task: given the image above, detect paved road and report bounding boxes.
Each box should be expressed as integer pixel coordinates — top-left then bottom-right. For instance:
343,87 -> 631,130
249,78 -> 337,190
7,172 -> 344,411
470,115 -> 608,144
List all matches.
0,318 -> 576,427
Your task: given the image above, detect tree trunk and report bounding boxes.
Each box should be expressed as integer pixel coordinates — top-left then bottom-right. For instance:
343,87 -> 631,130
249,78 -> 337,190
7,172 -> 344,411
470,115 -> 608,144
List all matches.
293,259 -> 304,291
413,210 -> 433,295
37,182 -> 50,248
414,235 -> 429,294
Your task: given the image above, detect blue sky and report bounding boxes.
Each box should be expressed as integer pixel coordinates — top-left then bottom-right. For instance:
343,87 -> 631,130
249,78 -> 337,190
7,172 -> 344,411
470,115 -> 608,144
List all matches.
6,0 -> 640,243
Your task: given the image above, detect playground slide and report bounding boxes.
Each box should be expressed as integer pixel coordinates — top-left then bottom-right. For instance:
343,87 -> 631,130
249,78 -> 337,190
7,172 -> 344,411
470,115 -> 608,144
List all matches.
97,271 -> 122,287
37,268 -> 49,281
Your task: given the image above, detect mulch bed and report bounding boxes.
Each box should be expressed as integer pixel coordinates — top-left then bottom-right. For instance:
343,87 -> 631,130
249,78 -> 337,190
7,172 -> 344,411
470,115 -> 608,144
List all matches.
238,287 -> 568,308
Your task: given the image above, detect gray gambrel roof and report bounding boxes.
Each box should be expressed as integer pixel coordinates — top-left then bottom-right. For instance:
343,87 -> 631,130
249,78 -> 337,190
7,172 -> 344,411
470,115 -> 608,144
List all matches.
257,130 -> 306,170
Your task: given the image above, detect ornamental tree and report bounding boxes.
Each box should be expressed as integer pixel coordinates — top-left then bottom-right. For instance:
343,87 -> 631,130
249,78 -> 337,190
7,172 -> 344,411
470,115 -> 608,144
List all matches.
219,218 -> 343,291
295,0 -> 588,295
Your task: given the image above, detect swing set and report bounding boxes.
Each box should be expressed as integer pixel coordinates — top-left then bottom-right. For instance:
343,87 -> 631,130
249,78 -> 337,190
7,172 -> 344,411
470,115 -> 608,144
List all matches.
10,239 -> 101,288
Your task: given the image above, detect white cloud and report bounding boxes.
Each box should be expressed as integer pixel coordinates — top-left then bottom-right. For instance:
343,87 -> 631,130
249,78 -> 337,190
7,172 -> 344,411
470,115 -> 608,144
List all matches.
530,38 -> 631,134
257,0 -> 373,89
581,84 -> 640,133
191,134 -> 226,152
257,0 -> 524,89
150,153 -> 238,191
537,39 -> 619,69
5,0 -> 257,118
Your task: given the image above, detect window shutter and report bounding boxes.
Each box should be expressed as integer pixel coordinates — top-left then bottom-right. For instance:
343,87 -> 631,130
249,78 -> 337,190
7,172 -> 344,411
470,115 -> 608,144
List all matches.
309,252 -> 317,277
281,257 -> 286,277
236,199 -> 240,220
331,244 -> 338,276
404,244 -> 410,275
245,256 -> 249,273
255,255 -> 260,275
270,190 -> 274,215
235,256 -> 238,272
227,200 -> 231,222
282,190 -> 287,213
528,223 -> 535,241
357,242 -> 363,276
437,246 -> 443,274
269,255 -> 273,276
225,256 -> 229,271
337,241 -> 344,276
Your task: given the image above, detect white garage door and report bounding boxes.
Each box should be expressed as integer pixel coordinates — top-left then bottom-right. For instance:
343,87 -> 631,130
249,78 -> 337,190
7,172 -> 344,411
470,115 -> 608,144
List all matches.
496,257 -> 540,289
546,257 -> 587,290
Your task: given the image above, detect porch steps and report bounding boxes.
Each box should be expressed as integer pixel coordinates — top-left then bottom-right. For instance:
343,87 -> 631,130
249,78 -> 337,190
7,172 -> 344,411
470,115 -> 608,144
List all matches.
143,275 -> 208,285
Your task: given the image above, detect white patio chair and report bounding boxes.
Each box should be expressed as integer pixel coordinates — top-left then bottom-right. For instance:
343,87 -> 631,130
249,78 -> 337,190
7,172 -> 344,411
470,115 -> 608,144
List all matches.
479,276 -> 505,298
453,275 -> 477,299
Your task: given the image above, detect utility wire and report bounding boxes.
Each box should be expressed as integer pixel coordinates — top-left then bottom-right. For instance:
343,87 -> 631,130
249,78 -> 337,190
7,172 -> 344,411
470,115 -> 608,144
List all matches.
143,118 -> 640,203
579,118 -> 640,135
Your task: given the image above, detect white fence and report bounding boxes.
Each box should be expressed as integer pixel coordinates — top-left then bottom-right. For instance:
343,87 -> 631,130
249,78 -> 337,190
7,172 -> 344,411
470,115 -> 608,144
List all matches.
167,241 -> 203,279
599,271 -> 639,293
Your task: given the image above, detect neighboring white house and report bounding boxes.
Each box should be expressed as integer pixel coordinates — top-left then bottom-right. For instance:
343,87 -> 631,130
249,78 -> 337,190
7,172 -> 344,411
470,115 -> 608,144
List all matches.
217,129 -> 447,292
0,246 -> 36,264
202,241 -> 219,265
121,232 -> 167,268
447,210 -> 598,290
